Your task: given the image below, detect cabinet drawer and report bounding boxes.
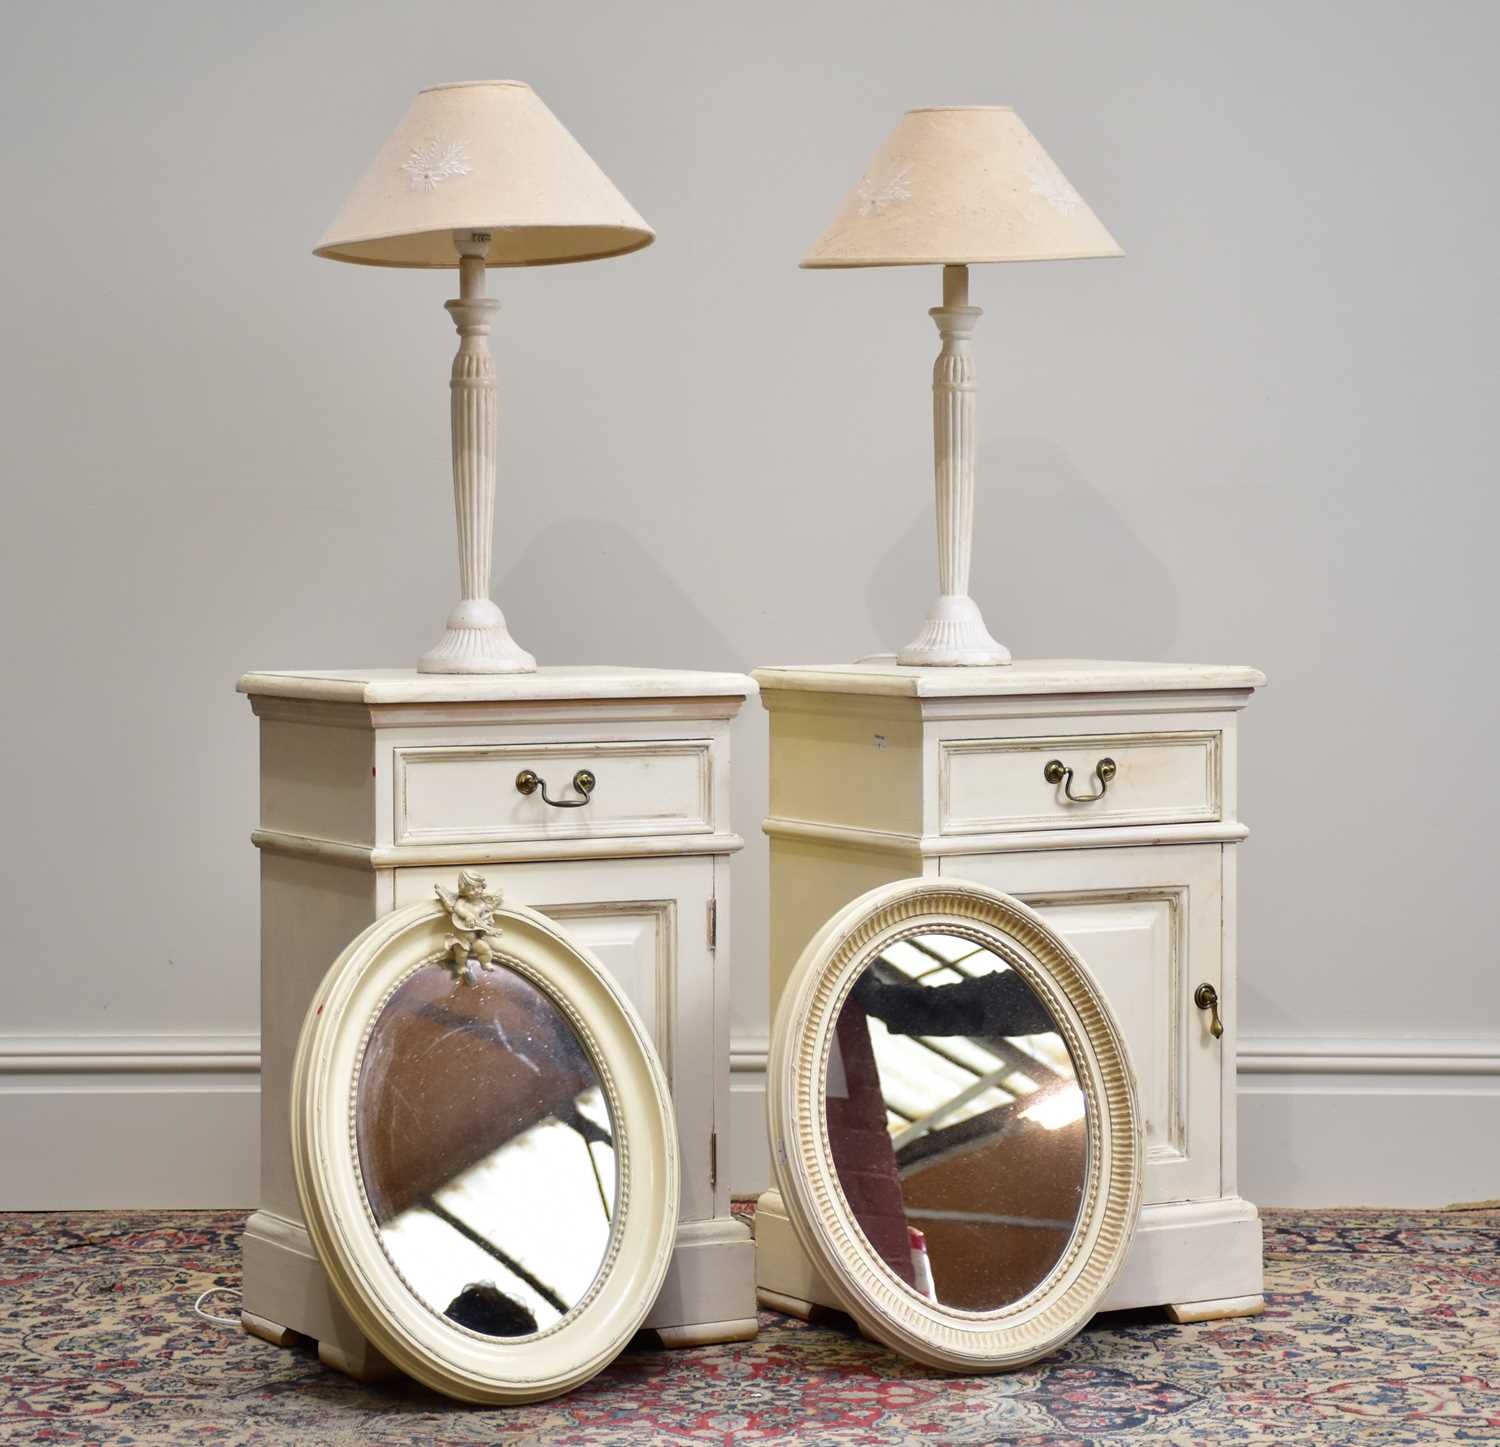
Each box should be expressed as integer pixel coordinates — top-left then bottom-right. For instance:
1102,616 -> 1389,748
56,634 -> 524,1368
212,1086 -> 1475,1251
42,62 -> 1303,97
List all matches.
939,730 -> 1221,835
394,739 -> 714,846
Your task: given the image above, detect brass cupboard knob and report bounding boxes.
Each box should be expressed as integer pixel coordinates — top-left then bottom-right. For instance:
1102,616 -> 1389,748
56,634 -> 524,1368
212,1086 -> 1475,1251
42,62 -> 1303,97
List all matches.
1194,982 -> 1224,1039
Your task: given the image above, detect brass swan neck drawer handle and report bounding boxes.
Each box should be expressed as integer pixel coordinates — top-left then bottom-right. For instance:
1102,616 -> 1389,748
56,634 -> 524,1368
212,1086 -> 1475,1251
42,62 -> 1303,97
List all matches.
1194,982 -> 1224,1039
1043,756 -> 1116,803
515,768 -> 596,808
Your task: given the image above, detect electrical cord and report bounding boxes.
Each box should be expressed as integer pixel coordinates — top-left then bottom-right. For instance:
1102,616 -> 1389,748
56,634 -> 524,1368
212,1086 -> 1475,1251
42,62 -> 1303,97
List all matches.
193,1286 -> 243,1327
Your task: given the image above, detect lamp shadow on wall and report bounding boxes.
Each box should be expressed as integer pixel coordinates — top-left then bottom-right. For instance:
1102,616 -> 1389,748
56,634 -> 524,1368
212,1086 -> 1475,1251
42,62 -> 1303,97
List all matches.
494,520 -> 742,671
867,437 -> 1182,661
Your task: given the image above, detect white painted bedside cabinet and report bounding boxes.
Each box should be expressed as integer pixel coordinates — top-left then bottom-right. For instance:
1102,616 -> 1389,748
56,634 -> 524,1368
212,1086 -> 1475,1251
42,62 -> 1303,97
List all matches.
753,659 -> 1266,1324
238,666 -> 757,1377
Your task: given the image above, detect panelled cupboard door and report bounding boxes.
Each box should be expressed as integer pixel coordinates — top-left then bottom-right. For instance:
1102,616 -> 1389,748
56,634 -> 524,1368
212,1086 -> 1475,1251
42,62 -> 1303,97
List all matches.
394,857 -> 717,1222
941,845 -> 1223,1205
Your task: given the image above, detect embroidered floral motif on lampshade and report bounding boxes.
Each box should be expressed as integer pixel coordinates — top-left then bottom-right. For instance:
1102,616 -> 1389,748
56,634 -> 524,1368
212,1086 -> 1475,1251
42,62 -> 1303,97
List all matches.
802,107 -> 1121,268
315,80 -> 653,268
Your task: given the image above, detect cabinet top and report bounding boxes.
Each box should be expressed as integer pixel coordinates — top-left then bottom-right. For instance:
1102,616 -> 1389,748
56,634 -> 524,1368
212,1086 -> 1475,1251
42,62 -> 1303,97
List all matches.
752,658 -> 1265,699
238,666 -> 757,705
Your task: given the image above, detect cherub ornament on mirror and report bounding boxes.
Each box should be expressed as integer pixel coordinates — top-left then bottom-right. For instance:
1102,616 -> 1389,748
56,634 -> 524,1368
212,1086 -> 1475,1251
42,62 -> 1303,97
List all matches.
433,871 -> 504,985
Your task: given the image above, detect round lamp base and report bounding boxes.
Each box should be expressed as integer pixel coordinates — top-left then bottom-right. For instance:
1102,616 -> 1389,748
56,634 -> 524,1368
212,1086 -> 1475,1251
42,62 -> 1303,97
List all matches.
896,595 -> 1011,668
418,599 -> 537,675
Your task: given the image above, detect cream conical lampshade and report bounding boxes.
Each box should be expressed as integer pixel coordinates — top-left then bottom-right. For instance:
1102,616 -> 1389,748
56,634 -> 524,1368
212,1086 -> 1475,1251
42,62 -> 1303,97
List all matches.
315,80 -> 653,267
802,106 -> 1119,268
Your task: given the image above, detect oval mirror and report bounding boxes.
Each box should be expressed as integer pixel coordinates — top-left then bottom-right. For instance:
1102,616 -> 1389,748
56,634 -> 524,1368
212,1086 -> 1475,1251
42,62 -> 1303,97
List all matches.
767,878 -> 1140,1372
293,876 -> 678,1403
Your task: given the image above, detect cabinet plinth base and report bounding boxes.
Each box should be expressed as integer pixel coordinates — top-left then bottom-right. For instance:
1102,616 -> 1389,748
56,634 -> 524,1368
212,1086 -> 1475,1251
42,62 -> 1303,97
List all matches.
240,1310 -> 299,1348
753,1189 -> 1266,1326
755,1287 -> 819,1322
641,1215 -> 757,1341
655,1318 -> 759,1349
243,1207 -> 756,1383
1164,1294 -> 1266,1324
317,1337 -> 397,1384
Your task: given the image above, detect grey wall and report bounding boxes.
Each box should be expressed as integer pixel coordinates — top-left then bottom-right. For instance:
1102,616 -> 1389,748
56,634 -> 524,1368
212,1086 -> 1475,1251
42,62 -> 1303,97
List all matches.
3,1 -> 1496,1202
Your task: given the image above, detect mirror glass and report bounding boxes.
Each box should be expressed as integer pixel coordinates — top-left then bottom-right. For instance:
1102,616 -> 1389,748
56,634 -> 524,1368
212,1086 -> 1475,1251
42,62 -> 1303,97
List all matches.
825,930 -> 1087,1310
355,961 -> 615,1338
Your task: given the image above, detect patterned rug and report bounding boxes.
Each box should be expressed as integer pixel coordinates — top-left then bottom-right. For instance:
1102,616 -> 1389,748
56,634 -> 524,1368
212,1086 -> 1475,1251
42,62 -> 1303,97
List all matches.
0,1207 -> 1496,1445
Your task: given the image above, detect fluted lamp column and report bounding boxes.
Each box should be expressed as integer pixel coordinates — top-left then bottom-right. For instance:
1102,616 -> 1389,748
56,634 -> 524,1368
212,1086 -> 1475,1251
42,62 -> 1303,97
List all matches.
424,234 -> 516,669
315,81 -> 654,673
802,107 -> 1121,666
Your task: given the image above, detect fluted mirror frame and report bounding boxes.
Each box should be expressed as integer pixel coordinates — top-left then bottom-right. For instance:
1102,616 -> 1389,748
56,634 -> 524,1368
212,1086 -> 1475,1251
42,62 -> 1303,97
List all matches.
767,878 -> 1141,1373
292,895 -> 678,1404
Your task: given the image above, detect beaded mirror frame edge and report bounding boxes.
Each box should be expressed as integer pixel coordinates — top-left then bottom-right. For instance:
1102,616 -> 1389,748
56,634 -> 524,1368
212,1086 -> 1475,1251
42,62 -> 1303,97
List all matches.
291,886 -> 680,1404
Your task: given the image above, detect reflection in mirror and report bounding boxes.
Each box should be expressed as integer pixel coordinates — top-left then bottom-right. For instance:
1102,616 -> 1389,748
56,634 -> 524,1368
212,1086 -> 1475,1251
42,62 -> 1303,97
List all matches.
826,931 -> 1086,1311
356,962 -> 614,1337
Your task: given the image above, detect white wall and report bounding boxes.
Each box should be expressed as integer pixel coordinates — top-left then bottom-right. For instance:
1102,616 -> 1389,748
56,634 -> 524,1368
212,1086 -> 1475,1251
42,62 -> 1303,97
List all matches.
2,1 -> 1496,1209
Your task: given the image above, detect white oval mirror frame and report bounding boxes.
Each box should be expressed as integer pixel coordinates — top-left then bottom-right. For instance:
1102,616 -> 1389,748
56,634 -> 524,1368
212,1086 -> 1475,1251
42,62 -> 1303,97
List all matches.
292,893 -> 679,1404
767,878 -> 1142,1372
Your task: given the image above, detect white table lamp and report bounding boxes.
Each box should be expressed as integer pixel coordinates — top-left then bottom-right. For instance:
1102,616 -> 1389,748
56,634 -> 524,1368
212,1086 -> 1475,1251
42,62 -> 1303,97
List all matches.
316,81 -> 653,673
803,107 -> 1121,665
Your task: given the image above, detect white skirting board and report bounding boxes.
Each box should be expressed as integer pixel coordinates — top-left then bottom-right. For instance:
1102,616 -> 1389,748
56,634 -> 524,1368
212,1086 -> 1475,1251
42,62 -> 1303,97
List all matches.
3,1033 -> 1498,1209
1236,1036 -> 1500,1207
0,1035 -> 261,1209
